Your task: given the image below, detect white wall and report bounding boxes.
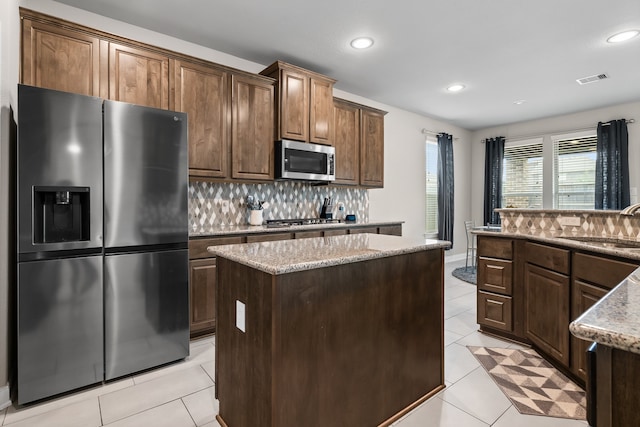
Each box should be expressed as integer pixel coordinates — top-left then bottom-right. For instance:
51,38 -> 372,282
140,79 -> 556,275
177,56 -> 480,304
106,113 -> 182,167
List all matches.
470,102 -> 640,224
0,0 -> 20,409
19,0 -> 474,255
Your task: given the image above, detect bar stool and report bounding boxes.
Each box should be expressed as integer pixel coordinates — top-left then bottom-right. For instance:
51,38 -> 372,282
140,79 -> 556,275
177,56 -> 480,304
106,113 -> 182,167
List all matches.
464,220 -> 477,269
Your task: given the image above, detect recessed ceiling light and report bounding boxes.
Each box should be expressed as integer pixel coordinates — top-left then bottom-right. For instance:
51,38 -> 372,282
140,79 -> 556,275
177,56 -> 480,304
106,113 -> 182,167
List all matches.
607,30 -> 639,43
446,84 -> 465,92
350,37 -> 374,49
513,100 -> 526,105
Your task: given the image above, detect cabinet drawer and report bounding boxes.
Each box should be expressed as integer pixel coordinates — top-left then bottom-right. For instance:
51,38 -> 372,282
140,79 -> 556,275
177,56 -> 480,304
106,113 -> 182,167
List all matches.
477,257 -> 513,295
294,231 -> 323,239
349,227 -> 378,235
573,252 -> 639,290
378,225 -> 402,236
477,236 -> 513,260
324,229 -> 348,237
525,242 -> 570,275
478,291 -> 513,332
189,236 -> 245,259
246,232 -> 293,243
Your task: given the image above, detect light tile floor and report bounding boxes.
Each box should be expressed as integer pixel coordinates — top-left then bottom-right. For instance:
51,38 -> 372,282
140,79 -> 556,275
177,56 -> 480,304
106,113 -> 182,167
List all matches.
0,259 -> 589,426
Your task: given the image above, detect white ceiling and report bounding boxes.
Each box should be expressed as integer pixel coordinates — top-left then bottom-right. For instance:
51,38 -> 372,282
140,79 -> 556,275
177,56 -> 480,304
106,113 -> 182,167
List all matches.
53,0 -> 640,130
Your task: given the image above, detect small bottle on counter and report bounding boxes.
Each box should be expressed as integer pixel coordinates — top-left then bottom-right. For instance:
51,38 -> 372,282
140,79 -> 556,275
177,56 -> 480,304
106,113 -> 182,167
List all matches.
337,203 -> 345,221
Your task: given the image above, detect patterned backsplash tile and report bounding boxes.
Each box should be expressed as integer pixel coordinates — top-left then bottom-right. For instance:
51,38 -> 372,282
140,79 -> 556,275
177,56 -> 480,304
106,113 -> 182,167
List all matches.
189,181 -> 369,228
498,209 -> 640,240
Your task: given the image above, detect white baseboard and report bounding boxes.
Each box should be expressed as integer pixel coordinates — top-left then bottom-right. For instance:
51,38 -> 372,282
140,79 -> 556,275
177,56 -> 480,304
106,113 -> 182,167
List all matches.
0,384 -> 10,410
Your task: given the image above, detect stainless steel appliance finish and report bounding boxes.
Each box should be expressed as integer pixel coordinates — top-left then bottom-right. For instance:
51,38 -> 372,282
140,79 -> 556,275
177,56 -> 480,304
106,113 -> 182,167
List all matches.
17,85 -> 103,255
17,256 -> 103,404
16,85 -> 189,404
103,101 -> 188,249
102,101 -> 189,380
275,139 -> 335,182
104,249 -> 188,380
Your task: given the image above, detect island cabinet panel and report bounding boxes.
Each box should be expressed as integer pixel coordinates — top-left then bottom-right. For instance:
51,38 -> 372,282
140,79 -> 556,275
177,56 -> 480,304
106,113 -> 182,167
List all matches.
108,42 -> 170,109
216,250 -> 444,427
173,60 -> 229,179
477,258 -> 513,295
378,224 -> 403,236
21,17 -> 104,97
570,253 -> 639,382
231,74 -> 275,180
524,262 -> 570,365
478,291 -> 513,331
594,345 -> 640,427
360,107 -> 386,188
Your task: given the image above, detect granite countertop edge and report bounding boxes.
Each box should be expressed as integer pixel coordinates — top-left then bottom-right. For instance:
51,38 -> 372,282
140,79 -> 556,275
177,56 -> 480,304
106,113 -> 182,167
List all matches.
209,237 -> 449,275
190,220 -> 404,238
474,228 -> 640,353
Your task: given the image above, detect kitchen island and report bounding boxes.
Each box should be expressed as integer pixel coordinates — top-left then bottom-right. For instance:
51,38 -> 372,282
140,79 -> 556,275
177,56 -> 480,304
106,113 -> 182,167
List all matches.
209,234 -> 449,427
570,267 -> 640,427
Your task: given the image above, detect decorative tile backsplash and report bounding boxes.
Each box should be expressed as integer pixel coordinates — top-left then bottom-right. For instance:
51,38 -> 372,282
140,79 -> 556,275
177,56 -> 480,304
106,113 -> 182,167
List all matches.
498,209 -> 640,240
189,181 -> 369,228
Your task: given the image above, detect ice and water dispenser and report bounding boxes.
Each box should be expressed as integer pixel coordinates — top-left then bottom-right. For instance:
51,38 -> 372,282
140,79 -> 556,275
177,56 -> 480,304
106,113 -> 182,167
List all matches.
33,186 -> 90,243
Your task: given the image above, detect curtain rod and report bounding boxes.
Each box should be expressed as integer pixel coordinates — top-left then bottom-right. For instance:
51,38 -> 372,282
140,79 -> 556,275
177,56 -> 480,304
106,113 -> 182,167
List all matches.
480,118 -> 635,143
421,128 -> 460,140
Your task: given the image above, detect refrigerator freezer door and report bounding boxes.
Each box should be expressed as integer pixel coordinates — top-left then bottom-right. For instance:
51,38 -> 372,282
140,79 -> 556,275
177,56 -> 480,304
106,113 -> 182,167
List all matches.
17,256 -> 103,404
17,85 -> 103,254
103,101 -> 188,249
104,249 -> 189,380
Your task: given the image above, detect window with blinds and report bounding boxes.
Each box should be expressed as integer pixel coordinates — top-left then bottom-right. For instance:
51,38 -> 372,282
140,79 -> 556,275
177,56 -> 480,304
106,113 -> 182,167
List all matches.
502,141 -> 543,208
553,135 -> 597,209
425,140 -> 438,234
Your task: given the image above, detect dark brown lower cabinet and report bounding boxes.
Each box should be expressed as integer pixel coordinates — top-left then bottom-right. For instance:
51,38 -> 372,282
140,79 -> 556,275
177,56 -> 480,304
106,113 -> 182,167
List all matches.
524,263 -> 570,365
216,249 -> 444,427
477,291 -> 513,331
593,345 -> 640,427
189,258 -> 217,338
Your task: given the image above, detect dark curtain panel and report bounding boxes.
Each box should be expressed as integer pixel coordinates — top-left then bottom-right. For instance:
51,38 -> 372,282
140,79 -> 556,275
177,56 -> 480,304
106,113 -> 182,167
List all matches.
437,133 -> 454,246
484,137 -> 505,225
595,119 -> 630,210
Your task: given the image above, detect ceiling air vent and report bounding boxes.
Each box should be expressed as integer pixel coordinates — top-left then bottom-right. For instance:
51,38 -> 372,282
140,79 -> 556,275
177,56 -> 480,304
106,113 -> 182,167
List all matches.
576,73 -> 608,85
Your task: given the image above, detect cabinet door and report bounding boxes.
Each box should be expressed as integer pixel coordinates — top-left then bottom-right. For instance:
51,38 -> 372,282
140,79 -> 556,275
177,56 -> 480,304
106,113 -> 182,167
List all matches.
477,257 -> 513,295
333,99 -> 360,185
173,60 -> 229,178
189,258 -> 217,337
309,77 -> 334,145
21,18 -> 104,97
231,74 -> 275,180
478,291 -> 513,332
360,108 -> 385,187
524,263 -> 570,365
571,279 -> 609,382
109,43 -> 169,109
278,68 -> 309,141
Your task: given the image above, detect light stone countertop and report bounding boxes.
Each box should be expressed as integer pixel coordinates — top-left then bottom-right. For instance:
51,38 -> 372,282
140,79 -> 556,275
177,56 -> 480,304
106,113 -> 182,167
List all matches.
190,220 -> 404,238
208,233 -> 450,275
570,268 -> 640,354
473,228 -> 640,354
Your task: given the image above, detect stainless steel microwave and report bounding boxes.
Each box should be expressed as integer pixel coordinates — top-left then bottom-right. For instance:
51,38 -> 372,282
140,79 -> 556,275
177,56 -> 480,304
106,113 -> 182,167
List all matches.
275,140 -> 335,182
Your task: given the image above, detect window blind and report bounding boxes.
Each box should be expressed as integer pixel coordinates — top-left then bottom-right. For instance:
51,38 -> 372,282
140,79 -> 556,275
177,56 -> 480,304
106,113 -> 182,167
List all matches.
502,142 -> 543,208
553,136 -> 597,209
425,141 -> 438,233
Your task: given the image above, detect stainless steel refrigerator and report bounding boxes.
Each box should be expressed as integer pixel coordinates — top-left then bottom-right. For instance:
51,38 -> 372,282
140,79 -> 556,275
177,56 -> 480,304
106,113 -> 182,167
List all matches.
16,84 -> 189,404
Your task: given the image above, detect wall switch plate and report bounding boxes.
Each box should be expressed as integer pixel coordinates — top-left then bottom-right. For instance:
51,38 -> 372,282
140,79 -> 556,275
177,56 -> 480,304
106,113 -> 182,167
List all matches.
236,300 -> 246,333
559,216 -> 581,227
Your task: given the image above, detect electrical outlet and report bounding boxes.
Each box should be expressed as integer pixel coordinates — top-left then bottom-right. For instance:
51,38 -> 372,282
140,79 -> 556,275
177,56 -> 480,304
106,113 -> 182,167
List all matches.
221,200 -> 230,213
559,216 -> 581,227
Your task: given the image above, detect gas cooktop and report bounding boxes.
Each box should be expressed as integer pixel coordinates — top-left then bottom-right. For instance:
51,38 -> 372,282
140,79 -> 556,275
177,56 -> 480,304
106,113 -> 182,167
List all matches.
265,218 -> 342,228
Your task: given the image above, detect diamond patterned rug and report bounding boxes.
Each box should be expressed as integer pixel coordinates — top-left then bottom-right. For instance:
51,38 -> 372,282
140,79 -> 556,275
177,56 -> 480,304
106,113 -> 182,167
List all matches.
468,346 -> 586,420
